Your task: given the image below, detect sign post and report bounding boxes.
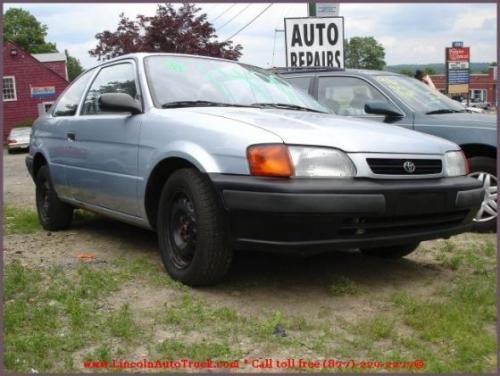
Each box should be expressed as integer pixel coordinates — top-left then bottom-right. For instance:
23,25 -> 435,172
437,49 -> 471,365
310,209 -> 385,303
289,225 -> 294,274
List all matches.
284,17 -> 344,68
446,42 -> 470,103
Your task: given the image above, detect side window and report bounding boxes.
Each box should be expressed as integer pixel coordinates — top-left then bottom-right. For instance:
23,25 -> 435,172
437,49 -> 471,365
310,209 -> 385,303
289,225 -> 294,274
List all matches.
81,63 -> 138,115
53,70 -> 94,116
318,77 -> 389,116
285,76 -> 312,94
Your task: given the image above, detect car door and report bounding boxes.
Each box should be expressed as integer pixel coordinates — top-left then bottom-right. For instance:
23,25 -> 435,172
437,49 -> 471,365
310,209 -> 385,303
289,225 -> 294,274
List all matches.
316,75 -> 413,129
41,69 -> 96,199
64,61 -> 143,216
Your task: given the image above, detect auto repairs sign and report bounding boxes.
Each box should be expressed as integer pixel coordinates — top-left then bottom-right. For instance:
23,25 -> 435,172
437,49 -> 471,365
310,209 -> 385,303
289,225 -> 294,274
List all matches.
285,17 -> 344,68
446,45 -> 470,94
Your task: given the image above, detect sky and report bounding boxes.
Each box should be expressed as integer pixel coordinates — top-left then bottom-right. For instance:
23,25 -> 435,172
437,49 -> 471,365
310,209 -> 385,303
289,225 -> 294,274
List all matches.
3,2 -> 497,69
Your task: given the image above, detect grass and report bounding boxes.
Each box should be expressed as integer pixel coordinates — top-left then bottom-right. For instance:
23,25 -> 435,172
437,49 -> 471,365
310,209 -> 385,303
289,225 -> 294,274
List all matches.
3,205 -> 40,234
327,275 -> 360,296
3,261 -> 145,372
3,206 -> 98,235
4,221 -> 496,373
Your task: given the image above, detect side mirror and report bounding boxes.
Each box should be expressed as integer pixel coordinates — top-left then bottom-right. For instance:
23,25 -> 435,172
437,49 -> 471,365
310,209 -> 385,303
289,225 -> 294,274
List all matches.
364,101 -> 404,118
99,93 -> 142,115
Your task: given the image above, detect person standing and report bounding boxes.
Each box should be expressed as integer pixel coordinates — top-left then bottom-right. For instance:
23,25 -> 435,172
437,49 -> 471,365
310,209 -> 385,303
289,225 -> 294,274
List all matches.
415,70 -> 437,89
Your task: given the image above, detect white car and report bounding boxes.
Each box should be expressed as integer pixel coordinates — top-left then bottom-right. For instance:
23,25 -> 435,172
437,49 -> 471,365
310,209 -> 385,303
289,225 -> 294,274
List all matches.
7,127 -> 31,153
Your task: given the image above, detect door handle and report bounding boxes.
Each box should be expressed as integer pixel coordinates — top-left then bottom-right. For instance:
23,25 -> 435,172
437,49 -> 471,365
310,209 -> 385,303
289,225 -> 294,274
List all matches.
67,132 -> 76,142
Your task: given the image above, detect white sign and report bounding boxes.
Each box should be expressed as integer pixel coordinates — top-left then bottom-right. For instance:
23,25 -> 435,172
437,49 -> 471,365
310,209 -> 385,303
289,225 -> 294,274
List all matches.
316,3 -> 340,17
448,61 -> 469,70
285,17 -> 344,68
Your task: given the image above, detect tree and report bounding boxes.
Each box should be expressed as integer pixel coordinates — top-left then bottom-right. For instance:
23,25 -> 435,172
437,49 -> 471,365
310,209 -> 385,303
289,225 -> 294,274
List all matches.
65,50 -> 84,81
399,68 -> 414,77
423,66 -> 437,75
3,8 -> 57,53
344,36 -> 385,70
90,3 -> 242,61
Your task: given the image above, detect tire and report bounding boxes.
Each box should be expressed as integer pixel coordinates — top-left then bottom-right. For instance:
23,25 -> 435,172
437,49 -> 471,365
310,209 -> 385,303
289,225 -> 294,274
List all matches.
360,242 -> 420,259
157,168 -> 232,286
35,165 -> 73,231
468,156 -> 497,232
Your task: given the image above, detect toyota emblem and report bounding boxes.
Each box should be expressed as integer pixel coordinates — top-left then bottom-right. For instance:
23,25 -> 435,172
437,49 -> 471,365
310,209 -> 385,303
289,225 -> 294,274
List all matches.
403,161 -> 416,173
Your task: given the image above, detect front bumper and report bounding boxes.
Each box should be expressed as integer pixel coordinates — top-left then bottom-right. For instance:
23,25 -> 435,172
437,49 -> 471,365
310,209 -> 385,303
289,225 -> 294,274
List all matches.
8,142 -> 29,150
210,174 -> 484,252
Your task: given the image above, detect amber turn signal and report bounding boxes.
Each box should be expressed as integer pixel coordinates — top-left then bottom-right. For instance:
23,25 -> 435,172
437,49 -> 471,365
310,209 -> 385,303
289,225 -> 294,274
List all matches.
247,144 -> 293,177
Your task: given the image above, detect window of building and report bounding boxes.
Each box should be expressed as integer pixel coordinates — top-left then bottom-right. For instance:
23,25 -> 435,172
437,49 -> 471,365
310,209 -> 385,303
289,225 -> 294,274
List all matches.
3,76 -> 17,101
469,89 -> 487,103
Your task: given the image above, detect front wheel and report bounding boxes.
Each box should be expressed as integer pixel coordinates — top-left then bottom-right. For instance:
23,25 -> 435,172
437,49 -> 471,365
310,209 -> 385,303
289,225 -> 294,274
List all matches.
468,156 -> 497,232
360,242 -> 420,259
157,168 -> 232,286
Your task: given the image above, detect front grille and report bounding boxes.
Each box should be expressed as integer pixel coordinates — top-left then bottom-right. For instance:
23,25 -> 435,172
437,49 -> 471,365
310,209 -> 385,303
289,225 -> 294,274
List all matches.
367,158 -> 442,175
339,210 -> 468,237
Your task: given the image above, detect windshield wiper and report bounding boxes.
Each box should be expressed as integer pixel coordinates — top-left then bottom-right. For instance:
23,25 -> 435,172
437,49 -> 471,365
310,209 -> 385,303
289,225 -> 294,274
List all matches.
161,100 -> 256,109
251,102 -> 327,113
426,108 -> 466,115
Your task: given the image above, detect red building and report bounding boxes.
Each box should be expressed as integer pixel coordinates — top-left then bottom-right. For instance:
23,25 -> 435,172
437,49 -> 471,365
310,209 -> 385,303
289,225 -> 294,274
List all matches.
431,66 -> 497,107
2,41 -> 69,140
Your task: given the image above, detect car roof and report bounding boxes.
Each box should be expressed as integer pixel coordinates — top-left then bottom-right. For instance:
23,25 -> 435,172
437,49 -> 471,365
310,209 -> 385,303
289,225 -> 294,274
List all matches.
273,67 -> 401,77
86,52 -> 243,71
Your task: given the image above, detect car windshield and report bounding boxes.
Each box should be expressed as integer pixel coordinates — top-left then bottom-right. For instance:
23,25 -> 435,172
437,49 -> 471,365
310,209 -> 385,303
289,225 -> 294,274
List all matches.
373,74 -> 466,114
144,55 -> 328,113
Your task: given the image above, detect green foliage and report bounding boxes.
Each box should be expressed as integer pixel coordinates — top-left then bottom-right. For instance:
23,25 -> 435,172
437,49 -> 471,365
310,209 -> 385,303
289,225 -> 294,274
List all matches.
344,36 -> 386,70
422,66 -> 437,75
3,8 -> 57,53
399,68 -> 414,77
65,49 -> 84,81
4,206 -> 40,235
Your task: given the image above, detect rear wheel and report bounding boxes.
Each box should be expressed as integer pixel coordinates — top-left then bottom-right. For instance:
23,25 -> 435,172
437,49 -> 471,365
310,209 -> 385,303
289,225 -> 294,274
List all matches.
468,156 -> 497,232
35,165 -> 73,230
157,168 -> 232,286
360,242 -> 420,259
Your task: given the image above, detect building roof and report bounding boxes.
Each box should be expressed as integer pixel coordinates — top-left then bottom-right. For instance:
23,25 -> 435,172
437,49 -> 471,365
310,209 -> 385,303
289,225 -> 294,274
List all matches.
33,52 -> 67,63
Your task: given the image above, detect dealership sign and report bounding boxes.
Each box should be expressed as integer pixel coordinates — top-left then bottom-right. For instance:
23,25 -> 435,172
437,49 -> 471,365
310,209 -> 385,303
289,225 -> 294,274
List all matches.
31,86 -> 56,98
446,44 -> 470,94
284,17 -> 344,68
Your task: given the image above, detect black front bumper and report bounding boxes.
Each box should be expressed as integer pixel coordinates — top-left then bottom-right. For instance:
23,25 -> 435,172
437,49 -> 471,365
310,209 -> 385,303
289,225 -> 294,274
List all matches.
210,174 -> 484,252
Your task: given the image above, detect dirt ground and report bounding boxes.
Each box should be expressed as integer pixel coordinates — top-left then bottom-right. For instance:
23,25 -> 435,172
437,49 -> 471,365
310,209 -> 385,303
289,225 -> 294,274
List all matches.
3,149 -> 497,373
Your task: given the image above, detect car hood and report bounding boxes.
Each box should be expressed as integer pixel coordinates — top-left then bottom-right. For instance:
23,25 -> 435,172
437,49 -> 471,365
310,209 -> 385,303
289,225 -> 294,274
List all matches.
418,113 -> 497,129
186,107 -> 458,154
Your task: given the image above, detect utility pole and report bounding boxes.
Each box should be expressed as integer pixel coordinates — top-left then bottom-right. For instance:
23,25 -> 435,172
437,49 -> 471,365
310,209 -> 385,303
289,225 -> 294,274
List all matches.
308,2 -> 316,17
272,29 -> 285,67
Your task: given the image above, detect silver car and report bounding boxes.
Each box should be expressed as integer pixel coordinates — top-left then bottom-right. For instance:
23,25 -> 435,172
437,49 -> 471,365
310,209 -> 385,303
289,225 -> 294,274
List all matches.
26,53 -> 483,285
7,127 -> 31,153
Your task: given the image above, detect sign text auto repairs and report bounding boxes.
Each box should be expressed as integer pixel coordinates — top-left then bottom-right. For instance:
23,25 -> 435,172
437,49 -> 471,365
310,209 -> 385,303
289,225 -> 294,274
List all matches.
285,17 -> 344,68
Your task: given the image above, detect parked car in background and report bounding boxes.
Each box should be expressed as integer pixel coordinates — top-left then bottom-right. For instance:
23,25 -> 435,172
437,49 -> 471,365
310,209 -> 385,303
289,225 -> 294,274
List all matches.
7,127 -> 31,153
278,68 -> 497,231
27,54 -> 483,285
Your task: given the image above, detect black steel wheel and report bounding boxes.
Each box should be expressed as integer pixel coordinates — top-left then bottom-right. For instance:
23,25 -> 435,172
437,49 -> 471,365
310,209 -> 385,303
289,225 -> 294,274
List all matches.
157,168 -> 232,286
35,165 -> 73,230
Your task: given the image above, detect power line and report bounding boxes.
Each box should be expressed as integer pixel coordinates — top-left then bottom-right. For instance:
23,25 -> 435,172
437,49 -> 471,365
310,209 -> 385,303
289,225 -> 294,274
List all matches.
212,4 -> 237,22
224,3 -> 273,42
217,4 -> 252,31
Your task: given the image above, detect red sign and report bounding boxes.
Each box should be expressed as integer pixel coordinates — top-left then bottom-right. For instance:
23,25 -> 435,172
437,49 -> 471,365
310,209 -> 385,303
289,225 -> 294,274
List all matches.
447,47 -> 470,61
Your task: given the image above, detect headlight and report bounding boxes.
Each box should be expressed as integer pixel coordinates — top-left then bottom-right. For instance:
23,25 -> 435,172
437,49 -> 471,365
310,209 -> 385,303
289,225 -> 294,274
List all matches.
288,146 -> 356,177
444,150 -> 468,177
247,144 -> 356,178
